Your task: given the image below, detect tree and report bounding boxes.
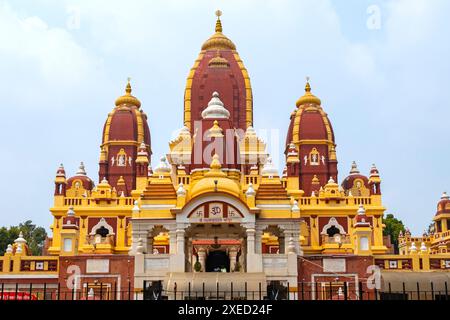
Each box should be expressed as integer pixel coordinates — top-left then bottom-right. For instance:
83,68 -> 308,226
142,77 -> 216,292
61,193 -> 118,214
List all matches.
383,213 -> 406,254
0,220 -> 47,256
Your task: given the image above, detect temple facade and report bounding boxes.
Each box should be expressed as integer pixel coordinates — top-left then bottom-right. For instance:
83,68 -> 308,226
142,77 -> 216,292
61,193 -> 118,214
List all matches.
1,11 -> 450,300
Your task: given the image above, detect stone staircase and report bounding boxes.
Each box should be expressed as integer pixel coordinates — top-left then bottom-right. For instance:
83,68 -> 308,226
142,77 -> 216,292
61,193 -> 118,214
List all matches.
164,272 -> 267,299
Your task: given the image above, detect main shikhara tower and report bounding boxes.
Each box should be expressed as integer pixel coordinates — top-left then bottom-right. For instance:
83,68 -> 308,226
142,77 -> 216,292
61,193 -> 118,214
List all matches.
2,11 -> 450,300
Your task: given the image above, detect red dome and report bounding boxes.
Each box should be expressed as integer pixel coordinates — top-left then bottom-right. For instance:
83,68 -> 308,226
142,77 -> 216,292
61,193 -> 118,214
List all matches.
103,107 -> 150,145
67,175 -> 94,191
341,174 -> 369,189
285,107 -> 335,147
341,162 -> 370,196
436,193 -> 450,215
67,162 -> 94,190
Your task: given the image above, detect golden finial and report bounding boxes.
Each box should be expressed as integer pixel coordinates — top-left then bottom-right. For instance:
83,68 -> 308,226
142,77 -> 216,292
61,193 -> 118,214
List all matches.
295,76 -> 321,107
215,10 -> 223,32
305,76 -> 311,92
210,154 -> 222,170
126,77 -> 132,95
115,77 -> 141,108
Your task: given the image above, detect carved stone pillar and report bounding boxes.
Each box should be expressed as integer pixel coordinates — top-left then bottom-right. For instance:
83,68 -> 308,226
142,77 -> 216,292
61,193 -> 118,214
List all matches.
197,247 -> 206,272
255,229 -> 263,254
169,230 -> 177,254
229,246 -> 238,272
246,228 -> 256,254
176,228 -> 185,254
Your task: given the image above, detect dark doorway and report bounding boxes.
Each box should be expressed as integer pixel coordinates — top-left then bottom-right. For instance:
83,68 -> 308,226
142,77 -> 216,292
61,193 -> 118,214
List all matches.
326,226 -> 340,237
205,250 -> 230,272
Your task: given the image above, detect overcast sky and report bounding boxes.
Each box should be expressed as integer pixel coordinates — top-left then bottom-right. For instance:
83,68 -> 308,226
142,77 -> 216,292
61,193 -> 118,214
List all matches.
0,0 -> 449,235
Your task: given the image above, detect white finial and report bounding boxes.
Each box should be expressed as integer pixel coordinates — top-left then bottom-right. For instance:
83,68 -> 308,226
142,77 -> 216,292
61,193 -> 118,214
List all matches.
410,242 -> 417,252
357,204 -> 366,215
441,192 -> 449,200
287,143 -> 298,156
201,92 -> 230,119
67,206 -> 75,216
132,200 -> 140,212
6,244 -> 13,253
154,156 -> 171,174
246,183 -> 256,197
16,244 -> 23,254
101,177 -> 109,184
76,162 -> 87,176
348,190 -> 353,197
420,242 -> 427,252
261,157 -> 279,177
14,232 -> 27,245
292,200 -> 300,212
349,161 -> 360,174
328,176 -> 336,184
177,183 -> 186,196
337,287 -> 343,297
311,191 -> 316,197
138,141 -> 148,156
245,126 -> 256,136
120,191 -> 125,197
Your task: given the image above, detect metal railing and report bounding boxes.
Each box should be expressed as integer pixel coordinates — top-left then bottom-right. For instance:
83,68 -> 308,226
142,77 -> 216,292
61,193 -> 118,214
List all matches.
0,281 -> 448,300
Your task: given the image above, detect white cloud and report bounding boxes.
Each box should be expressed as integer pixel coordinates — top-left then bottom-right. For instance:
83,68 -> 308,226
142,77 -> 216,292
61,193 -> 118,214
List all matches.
0,1 -> 104,109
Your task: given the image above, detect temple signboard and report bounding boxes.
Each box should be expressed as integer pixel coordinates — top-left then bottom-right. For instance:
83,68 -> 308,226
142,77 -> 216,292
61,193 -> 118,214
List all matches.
188,202 -> 243,223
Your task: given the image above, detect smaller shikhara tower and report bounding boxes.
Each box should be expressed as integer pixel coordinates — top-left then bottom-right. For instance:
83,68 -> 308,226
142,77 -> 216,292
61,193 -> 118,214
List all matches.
99,79 -> 152,196
49,80 -> 152,256
285,79 -> 338,197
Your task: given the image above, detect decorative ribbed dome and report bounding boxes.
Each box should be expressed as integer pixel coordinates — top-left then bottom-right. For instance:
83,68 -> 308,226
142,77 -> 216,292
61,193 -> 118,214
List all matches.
202,92 -> 230,119
154,156 -> 171,174
115,79 -> 141,108
190,154 -> 240,198
201,11 -> 236,51
67,162 -> 94,190
296,80 -> 321,107
261,157 -> 279,177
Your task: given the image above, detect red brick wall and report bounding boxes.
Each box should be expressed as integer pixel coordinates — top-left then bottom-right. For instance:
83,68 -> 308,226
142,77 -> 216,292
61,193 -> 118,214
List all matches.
298,255 -> 375,299
58,255 -> 134,296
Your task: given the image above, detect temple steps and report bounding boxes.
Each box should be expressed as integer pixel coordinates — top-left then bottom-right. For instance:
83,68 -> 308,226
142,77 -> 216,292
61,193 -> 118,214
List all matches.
165,272 -> 267,297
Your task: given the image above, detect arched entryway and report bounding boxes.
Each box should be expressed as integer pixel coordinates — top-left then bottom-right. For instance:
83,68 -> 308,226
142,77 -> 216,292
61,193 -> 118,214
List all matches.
205,250 -> 230,272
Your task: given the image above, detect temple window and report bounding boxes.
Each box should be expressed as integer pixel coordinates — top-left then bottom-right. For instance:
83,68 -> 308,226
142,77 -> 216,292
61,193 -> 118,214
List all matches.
321,217 -> 347,244
96,226 -> 110,237
63,238 -> 72,252
309,148 -> 320,166
326,225 -> 340,237
88,218 -> 115,246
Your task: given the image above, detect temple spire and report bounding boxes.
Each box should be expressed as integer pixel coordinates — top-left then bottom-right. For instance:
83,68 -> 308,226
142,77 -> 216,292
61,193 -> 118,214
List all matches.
215,10 -> 223,32
125,77 -> 132,95
305,76 -> 311,92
